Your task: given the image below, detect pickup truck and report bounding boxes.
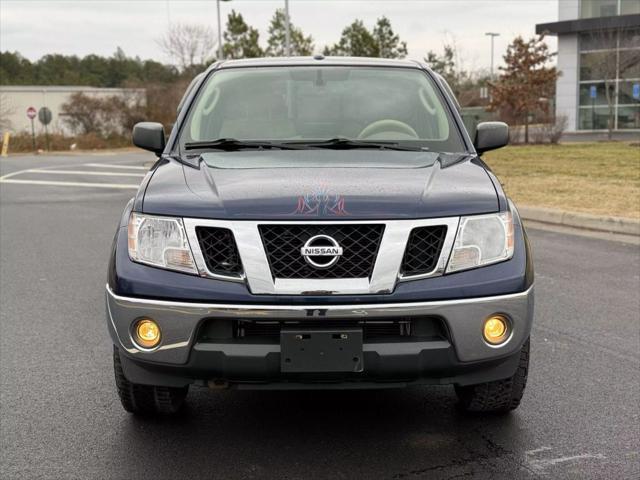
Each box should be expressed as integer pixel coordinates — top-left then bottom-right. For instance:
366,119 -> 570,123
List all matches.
107,56 -> 534,416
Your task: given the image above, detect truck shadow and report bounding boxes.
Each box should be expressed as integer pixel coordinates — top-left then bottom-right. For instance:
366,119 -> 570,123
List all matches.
110,387 -> 529,479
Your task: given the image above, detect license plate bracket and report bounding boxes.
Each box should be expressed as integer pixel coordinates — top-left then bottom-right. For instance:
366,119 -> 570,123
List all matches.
280,328 -> 363,373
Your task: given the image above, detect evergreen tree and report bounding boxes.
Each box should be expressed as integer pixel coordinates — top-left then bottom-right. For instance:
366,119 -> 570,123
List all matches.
424,44 -> 471,94
323,20 -> 378,57
222,10 -> 263,59
266,9 -> 314,56
324,17 -> 407,58
0,52 -> 34,85
0,50 -> 180,87
372,17 -> 407,59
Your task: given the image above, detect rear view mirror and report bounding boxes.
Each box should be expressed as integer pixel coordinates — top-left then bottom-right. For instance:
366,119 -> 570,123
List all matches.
132,122 -> 165,156
474,122 -> 509,155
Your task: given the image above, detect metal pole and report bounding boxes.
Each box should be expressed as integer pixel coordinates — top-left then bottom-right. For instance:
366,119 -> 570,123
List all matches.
217,0 -> 223,60
30,118 -> 36,151
284,0 -> 291,56
485,32 -> 500,79
44,124 -> 50,151
490,36 -> 494,78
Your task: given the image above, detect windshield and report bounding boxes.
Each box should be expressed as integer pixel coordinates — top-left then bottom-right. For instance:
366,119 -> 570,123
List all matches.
179,66 -> 466,152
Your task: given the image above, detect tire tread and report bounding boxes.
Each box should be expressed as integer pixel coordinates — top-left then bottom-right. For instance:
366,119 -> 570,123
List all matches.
113,347 -> 188,415
455,338 -> 530,413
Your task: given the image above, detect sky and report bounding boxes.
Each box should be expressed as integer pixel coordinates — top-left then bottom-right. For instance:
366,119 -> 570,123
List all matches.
0,0 -> 558,72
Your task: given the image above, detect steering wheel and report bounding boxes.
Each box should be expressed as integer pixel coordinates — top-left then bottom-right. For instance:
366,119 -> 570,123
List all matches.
357,119 -> 419,140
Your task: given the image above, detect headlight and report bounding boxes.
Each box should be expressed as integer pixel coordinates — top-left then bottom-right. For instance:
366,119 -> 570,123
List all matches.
128,213 -> 197,274
446,211 -> 514,273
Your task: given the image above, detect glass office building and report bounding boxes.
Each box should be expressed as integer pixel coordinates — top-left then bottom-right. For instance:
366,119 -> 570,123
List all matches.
537,0 -> 640,133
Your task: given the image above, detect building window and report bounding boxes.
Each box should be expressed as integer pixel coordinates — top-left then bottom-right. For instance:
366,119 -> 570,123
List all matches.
618,80 -> 640,104
620,0 -> 640,16
578,106 -> 614,129
578,28 -> 640,130
581,0 -> 640,18
617,105 -> 640,128
581,0 -> 619,18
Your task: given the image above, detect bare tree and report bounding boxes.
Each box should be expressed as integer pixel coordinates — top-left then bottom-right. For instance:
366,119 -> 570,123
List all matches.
489,35 -> 559,144
61,92 -> 126,136
580,28 -> 640,139
157,23 -> 216,71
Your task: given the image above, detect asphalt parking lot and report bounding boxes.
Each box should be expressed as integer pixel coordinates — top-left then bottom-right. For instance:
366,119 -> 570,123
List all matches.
1,151 -> 639,479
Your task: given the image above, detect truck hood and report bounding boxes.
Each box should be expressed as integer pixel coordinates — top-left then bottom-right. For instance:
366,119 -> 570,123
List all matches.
142,150 -> 499,219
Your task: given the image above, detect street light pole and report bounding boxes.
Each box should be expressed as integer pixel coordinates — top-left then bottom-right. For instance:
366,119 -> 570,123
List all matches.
217,0 -> 231,60
485,32 -> 500,79
284,0 -> 291,56
217,0 -> 223,60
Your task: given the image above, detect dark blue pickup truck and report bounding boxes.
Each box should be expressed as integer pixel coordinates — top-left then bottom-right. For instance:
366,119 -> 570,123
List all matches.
107,57 -> 534,416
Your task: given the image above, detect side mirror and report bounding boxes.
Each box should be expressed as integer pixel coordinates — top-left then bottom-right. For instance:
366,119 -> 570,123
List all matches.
474,122 -> 509,155
132,122 -> 165,156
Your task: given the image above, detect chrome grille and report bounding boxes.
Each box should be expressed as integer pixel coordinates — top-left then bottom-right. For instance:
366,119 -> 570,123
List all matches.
258,224 -> 384,279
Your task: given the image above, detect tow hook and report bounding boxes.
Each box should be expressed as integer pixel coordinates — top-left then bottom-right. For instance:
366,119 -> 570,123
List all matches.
208,379 -> 229,390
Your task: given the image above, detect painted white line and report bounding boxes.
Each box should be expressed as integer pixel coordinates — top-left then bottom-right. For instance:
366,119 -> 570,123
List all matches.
83,163 -> 147,170
525,447 -> 553,456
0,179 -> 139,189
25,169 -> 145,177
528,453 -> 606,471
0,169 -> 28,181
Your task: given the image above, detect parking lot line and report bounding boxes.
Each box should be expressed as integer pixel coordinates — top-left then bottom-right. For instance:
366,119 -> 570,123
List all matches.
83,163 -> 148,170
25,169 -> 146,177
0,179 -> 139,189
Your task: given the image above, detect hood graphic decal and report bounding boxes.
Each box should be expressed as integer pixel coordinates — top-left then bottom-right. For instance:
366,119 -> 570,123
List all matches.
293,188 -> 349,216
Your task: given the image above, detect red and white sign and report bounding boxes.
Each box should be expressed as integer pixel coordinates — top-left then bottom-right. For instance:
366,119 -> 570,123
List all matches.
26,106 -> 37,120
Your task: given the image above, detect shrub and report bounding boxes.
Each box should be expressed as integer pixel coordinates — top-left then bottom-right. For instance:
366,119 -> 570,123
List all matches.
60,92 -> 146,137
531,115 -> 568,144
1,131 -> 130,153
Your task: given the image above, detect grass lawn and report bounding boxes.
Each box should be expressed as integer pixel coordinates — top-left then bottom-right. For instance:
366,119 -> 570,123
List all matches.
483,142 -> 640,220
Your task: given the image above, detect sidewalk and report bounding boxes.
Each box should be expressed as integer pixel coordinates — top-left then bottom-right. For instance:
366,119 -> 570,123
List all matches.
519,205 -> 640,244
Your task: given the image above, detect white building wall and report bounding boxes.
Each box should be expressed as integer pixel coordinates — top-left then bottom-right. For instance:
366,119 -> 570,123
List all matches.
558,0 -> 580,21
555,34 -> 580,131
0,86 -> 145,135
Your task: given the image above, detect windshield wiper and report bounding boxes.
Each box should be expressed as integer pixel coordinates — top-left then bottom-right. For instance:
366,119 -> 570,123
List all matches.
184,137 -> 427,152
283,138 -> 427,151
184,138 -> 305,151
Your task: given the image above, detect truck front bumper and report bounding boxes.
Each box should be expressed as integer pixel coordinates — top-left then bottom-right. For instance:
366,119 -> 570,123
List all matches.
106,285 -> 534,388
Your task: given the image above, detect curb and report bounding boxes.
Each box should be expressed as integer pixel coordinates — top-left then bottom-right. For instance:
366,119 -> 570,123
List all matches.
0,147 -> 140,158
518,206 -> 640,237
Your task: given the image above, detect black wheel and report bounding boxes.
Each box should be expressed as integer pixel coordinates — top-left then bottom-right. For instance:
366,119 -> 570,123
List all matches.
113,346 -> 188,416
455,338 -> 529,414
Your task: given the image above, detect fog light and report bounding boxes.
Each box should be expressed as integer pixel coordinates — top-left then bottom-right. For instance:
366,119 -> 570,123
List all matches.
483,315 -> 510,345
134,318 -> 161,349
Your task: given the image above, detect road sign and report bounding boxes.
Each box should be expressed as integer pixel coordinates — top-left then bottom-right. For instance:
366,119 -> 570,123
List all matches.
28,108 -> 37,152
633,83 -> 640,99
38,107 -> 52,126
38,107 -> 52,151
589,85 -> 597,99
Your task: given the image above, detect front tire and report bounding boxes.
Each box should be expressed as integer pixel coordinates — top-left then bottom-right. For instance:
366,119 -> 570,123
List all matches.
113,346 -> 188,415
455,338 -> 529,414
